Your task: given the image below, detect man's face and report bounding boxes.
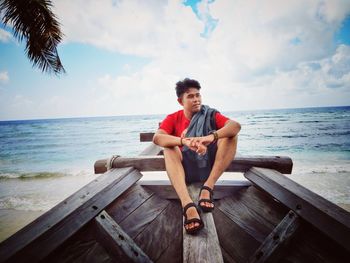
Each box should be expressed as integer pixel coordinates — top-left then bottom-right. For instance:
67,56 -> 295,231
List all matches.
178,88 -> 202,113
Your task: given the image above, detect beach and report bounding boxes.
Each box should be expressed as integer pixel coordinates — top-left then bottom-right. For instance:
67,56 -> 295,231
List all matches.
0,106 -> 349,242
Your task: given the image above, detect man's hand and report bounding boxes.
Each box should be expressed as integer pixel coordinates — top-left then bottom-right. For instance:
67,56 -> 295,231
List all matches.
193,134 -> 215,147
182,135 -> 214,156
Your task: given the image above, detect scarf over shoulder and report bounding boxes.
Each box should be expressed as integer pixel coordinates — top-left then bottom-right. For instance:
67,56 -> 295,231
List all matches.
182,105 -> 217,168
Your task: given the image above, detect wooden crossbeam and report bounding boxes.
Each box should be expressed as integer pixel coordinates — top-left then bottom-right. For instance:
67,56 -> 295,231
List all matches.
140,132 -> 155,142
95,155 -> 293,174
183,184 -> 223,263
249,210 -> 300,262
94,210 -> 153,263
245,167 -> 350,252
0,168 -> 142,263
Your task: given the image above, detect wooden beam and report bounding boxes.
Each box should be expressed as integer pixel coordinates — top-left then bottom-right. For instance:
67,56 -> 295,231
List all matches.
183,183 -> 223,263
244,167 -> 350,252
94,210 -> 153,263
139,143 -> 163,156
139,180 -> 251,199
140,132 -> 155,142
0,168 -> 142,263
249,210 -> 301,263
94,155 -> 293,174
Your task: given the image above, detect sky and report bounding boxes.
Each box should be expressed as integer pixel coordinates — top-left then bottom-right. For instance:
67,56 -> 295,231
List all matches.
0,0 -> 350,121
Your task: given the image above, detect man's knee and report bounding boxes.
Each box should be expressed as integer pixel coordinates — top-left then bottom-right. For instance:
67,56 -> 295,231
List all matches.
163,146 -> 183,160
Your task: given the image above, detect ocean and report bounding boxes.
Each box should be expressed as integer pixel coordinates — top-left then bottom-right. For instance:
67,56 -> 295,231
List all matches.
0,106 -> 349,240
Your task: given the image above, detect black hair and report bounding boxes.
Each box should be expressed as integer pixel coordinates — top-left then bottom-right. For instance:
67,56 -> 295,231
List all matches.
175,78 -> 201,98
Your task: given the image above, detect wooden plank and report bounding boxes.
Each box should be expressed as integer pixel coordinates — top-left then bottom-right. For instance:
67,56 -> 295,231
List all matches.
106,184 -> 154,223
119,194 -> 170,239
218,193 -> 276,243
46,239 -> 114,263
139,180 -> 251,199
94,210 -> 153,263
94,155 -> 293,174
217,185 -> 288,243
43,222 -> 113,263
221,246 -> 237,263
134,201 -> 182,262
139,143 -> 163,156
183,184 -> 223,263
213,208 -> 260,263
0,168 -> 142,263
155,218 -> 182,263
282,220 -> 350,263
232,186 -> 288,227
244,167 -> 350,252
140,132 -> 155,142
249,210 -> 301,263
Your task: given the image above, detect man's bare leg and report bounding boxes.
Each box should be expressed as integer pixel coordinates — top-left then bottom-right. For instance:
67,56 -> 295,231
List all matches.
163,146 -> 200,230
200,135 -> 238,208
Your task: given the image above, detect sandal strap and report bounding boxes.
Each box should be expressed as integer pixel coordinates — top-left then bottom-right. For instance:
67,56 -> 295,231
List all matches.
198,198 -> 213,204
183,202 -> 197,216
201,185 -> 214,197
184,218 -> 203,226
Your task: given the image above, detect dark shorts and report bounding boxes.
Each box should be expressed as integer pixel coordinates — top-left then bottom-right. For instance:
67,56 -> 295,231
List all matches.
181,143 -> 217,184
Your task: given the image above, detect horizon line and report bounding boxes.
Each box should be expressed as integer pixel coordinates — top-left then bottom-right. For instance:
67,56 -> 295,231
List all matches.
0,104 -> 349,122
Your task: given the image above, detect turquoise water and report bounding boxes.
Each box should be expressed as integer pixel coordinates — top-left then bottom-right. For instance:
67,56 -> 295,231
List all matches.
0,106 -> 349,211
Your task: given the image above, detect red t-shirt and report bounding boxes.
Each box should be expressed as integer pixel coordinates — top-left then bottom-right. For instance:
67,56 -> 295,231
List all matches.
159,110 -> 230,137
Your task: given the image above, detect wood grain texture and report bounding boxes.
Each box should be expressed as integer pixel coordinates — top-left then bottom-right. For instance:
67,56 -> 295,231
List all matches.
249,210 -> 300,263
43,219 -> 114,263
94,210 -> 153,263
218,194 -> 275,243
0,168 -> 141,263
119,194 -> 170,239
94,155 -> 293,174
106,183 -> 154,223
245,167 -> 350,252
217,185 -> 288,243
134,201 -> 182,262
213,208 -> 260,263
232,186 -> 288,227
183,184 -> 223,263
283,221 -> 349,263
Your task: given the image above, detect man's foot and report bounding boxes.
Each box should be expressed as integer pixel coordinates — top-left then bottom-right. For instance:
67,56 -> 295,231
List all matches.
183,203 -> 204,234
198,185 -> 214,212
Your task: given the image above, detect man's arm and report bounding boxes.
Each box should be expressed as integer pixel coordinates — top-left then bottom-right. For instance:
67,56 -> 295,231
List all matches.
153,129 -> 183,147
196,120 -> 241,146
216,119 -> 241,139
153,130 -> 202,153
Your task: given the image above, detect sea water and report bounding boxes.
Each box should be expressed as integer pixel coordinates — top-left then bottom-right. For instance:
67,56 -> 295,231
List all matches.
0,106 -> 349,213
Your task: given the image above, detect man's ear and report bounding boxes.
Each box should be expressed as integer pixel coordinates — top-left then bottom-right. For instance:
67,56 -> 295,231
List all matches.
177,97 -> 183,106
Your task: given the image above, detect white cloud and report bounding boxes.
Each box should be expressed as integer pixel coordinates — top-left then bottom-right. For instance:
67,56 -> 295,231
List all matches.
0,28 -> 12,43
16,0 -> 346,118
54,0 -> 205,58
0,71 -> 9,84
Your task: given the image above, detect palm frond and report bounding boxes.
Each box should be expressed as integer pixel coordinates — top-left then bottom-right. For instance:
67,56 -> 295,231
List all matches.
0,0 -> 65,74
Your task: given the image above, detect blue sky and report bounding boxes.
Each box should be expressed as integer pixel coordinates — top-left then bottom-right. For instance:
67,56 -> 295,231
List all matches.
0,0 -> 350,121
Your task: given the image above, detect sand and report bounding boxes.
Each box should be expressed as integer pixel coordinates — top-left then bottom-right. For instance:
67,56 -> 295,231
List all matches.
0,209 -> 45,243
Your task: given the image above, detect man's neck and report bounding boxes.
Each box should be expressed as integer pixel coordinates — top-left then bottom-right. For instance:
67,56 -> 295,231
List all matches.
183,109 -> 193,120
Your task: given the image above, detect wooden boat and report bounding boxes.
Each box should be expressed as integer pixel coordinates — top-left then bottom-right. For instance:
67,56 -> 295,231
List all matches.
0,132 -> 349,263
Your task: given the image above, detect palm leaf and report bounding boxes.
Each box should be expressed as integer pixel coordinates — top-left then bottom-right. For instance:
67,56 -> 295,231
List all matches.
0,0 -> 65,74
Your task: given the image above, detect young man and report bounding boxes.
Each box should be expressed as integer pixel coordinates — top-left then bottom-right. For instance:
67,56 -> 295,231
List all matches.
153,78 -> 241,234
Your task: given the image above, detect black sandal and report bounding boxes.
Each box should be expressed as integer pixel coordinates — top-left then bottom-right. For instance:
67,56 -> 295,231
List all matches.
183,202 -> 204,235
198,185 -> 214,212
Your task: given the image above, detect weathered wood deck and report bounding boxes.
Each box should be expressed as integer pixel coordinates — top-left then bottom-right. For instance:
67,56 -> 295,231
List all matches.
0,135 -> 349,263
